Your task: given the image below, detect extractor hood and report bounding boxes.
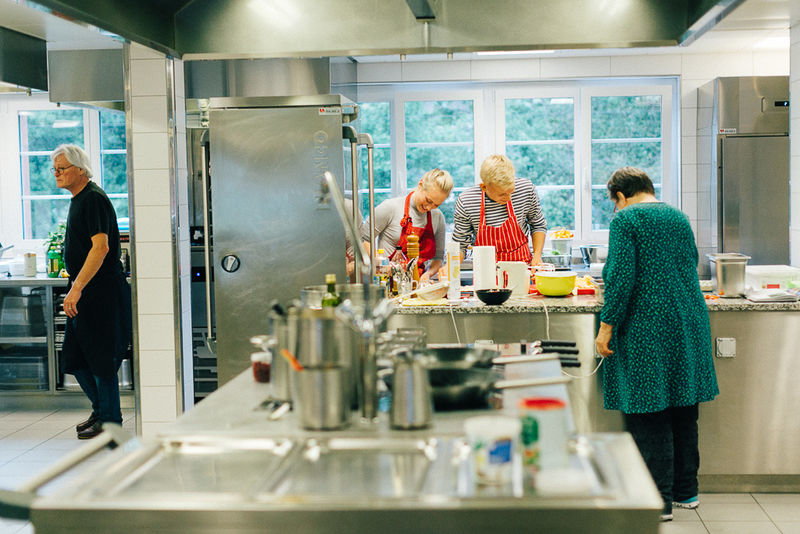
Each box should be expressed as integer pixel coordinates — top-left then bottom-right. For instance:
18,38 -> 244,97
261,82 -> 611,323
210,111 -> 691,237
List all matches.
28,0 -> 747,60
47,49 -> 124,111
0,27 -> 47,93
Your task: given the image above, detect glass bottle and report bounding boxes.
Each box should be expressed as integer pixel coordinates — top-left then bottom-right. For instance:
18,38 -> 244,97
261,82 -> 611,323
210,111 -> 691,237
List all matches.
406,234 -> 420,282
46,247 -> 61,278
321,273 -> 342,308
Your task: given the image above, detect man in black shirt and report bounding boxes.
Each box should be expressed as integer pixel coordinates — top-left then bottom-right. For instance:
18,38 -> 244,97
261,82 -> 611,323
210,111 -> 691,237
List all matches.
52,144 -> 132,439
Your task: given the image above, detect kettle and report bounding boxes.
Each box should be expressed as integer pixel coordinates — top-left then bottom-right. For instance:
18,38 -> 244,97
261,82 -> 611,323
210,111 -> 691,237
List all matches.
390,349 -> 432,430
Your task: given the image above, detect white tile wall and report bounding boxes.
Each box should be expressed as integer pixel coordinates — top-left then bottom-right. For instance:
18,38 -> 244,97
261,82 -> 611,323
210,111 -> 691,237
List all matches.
140,386 -> 179,422
135,278 -> 175,315
753,51 -> 790,76
131,205 -> 173,243
136,314 -> 175,351
609,55 -> 681,76
682,191 -> 698,220
470,58 -> 540,80
131,96 -> 169,133
128,43 -> 189,436
540,56 -> 610,78
402,60 -> 471,81
138,350 -> 178,387
357,62 -> 402,83
133,242 -> 174,278
131,132 -> 170,170
357,47 -> 792,251
130,60 -> 168,96
132,169 -> 171,207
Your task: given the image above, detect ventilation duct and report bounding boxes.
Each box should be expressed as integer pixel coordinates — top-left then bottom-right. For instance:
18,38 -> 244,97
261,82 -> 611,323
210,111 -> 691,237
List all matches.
47,49 -> 124,111
0,28 -> 47,93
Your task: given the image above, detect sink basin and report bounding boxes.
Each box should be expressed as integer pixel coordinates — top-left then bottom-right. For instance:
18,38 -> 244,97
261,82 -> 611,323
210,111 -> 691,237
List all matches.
262,437 -> 472,500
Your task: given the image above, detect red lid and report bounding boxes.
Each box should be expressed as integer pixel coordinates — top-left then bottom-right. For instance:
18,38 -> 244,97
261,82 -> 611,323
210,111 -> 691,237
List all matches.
519,397 -> 566,410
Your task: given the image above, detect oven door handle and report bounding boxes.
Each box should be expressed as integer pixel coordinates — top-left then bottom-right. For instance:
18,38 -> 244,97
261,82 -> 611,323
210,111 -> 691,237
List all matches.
200,143 -> 216,353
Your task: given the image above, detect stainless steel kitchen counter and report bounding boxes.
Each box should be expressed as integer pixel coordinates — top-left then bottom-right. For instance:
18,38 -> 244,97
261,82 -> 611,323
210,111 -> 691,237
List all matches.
394,294 -> 800,314
0,274 -> 68,287
17,370 -> 662,533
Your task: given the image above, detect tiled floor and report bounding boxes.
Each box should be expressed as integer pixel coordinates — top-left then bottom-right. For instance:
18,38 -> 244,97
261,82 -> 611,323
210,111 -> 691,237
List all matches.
1,410 -> 799,533
0,409 -> 135,534
658,493 -> 800,533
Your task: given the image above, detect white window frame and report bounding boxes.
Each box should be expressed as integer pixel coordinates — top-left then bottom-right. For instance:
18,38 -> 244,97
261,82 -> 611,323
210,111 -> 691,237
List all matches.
494,86 -> 581,235
0,94 -> 128,245
580,84 -> 676,242
355,77 -> 678,244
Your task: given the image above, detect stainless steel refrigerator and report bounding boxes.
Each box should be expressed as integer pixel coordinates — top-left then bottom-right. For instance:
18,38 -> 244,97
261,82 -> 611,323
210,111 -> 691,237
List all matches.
206,95 -> 365,384
702,76 -> 790,266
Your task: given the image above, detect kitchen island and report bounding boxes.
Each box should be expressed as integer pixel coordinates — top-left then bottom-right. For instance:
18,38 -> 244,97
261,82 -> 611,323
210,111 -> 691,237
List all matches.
390,293 -> 800,491
17,369 -> 662,534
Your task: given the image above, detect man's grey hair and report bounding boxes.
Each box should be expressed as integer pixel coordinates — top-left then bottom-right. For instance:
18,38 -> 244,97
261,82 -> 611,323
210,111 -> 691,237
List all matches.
51,144 -> 93,178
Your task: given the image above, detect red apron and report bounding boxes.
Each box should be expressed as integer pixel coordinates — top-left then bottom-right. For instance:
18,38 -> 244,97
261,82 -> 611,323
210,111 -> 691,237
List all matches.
397,192 -> 437,275
474,191 -> 532,263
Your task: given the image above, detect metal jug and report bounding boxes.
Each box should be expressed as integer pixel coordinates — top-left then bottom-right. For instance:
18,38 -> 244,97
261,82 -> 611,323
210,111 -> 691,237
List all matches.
390,350 -> 432,430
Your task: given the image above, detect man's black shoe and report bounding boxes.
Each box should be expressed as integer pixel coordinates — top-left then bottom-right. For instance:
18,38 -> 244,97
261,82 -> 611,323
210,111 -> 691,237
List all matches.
77,421 -> 104,440
76,413 -> 100,433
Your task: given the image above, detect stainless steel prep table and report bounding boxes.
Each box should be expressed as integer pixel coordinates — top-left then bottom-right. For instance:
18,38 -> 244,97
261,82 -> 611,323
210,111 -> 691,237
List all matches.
390,294 -> 800,491
15,370 -> 663,534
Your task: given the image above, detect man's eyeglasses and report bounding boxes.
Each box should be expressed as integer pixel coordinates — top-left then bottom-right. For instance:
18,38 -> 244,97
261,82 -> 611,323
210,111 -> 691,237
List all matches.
51,165 -> 75,175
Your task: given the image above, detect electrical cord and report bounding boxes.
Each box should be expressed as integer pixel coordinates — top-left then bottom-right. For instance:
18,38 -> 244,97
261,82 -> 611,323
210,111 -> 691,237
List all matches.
448,302 -> 462,344
539,296 -> 606,379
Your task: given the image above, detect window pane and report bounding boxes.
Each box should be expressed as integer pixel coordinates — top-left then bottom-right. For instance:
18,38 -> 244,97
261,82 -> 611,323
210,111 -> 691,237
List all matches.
100,111 -> 126,150
537,188 -> 575,231
438,194 -> 457,226
591,189 -> 615,231
360,191 -> 393,218
110,197 -> 129,220
507,144 -> 574,186
407,146 -> 474,189
591,141 -> 662,185
505,97 -> 573,141
591,95 -> 661,139
405,100 -> 473,143
25,155 -> 60,195
102,153 -> 128,193
20,110 -> 84,151
357,102 -> 391,145
358,146 -> 392,190
27,198 -> 71,239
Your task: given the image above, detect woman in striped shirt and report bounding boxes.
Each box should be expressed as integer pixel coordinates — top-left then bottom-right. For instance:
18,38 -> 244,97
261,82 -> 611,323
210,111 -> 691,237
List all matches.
452,155 -> 547,265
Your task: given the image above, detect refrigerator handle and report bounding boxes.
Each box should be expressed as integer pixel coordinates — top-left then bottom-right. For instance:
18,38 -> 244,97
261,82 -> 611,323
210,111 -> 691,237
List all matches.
342,125 -> 362,283
358,133 -> 376,280
200,143 -> 216,353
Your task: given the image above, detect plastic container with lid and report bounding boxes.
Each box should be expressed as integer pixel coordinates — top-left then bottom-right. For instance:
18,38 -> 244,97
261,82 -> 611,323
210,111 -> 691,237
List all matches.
464,415 -> 521,486
745,265 -> 800,290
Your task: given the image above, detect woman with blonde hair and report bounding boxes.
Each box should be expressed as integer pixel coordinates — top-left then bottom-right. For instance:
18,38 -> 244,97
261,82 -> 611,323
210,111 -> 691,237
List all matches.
452,155 -> 546,264
361,168 -> 453,282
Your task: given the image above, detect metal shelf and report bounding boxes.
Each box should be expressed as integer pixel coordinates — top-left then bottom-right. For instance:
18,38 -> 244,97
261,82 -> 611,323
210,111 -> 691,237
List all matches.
0,336 -> 47,344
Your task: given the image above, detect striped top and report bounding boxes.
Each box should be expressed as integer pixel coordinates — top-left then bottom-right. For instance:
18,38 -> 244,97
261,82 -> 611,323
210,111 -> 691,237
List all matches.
452,178 -> 547,248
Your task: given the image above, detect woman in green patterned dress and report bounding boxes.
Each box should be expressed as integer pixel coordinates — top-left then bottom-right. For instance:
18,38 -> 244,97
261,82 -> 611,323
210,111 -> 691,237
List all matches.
594,167 -> 719,522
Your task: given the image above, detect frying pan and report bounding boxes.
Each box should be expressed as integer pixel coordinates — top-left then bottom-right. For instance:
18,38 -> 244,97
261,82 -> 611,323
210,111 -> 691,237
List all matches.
427,368 -> 570,411
422,346 -> 499,370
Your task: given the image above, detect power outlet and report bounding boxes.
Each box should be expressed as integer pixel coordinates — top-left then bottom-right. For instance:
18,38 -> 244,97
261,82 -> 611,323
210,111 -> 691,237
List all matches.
715,337 -> 736,358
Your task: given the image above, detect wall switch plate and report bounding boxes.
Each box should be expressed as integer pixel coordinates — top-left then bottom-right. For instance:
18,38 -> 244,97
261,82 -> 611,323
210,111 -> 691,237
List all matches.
716,337 -> 736,358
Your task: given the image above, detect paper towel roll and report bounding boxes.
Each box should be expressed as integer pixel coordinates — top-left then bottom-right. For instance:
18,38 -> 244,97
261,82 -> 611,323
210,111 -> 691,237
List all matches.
473,246 -> 496,290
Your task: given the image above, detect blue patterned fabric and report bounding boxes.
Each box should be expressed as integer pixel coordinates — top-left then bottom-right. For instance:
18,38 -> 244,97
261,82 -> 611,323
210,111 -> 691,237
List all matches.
600,203 -> 719,414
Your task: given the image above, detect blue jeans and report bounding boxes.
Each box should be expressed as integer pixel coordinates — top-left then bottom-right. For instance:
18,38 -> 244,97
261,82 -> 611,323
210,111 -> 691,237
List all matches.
71,362 -> 122,425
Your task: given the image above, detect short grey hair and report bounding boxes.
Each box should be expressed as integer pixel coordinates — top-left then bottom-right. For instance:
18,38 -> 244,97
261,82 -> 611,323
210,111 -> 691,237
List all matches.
51,144 -> 93,178
419,168 -> 454,195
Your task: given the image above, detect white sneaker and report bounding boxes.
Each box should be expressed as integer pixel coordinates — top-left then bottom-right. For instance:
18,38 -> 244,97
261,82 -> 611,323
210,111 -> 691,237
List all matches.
673,496 -> 700,509
660,513 -> 674,522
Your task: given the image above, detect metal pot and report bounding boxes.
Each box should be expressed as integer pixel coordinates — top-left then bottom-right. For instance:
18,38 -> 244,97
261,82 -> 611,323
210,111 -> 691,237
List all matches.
427,368 -> 570,411
578,245 -> 607,267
